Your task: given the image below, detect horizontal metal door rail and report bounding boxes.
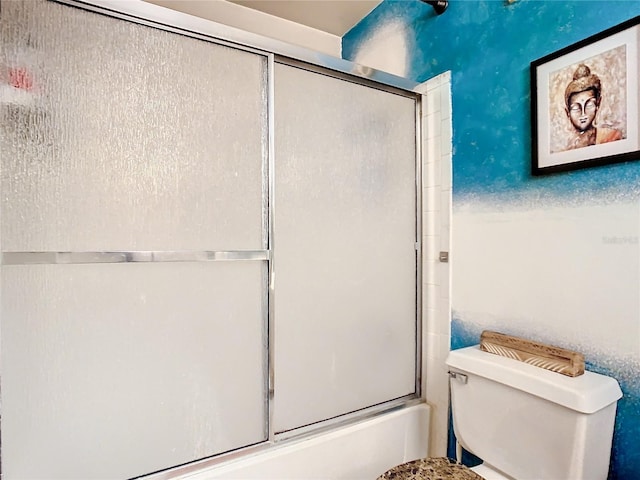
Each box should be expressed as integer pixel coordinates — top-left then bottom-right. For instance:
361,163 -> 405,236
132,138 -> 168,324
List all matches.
2,250 -> 269,265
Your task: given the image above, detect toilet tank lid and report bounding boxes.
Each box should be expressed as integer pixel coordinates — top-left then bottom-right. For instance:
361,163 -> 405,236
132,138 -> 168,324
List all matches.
446,346 -> 622,414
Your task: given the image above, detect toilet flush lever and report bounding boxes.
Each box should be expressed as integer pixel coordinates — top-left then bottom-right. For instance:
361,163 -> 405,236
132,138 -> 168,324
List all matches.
448,371 -> 468,384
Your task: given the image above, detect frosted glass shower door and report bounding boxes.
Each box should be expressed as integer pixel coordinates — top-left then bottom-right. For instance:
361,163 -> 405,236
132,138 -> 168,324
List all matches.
1,1 -> 268,478
273,63 -> 418,432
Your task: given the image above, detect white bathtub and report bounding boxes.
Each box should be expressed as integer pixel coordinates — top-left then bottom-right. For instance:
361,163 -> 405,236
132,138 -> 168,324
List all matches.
177,403 -> 430,480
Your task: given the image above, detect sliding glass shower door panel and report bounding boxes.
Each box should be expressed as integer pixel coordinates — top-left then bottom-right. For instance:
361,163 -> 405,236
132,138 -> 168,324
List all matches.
1,0 -> 266,252
1,262 -> 266,479
273,63 -> 418,432
1,1 -> 268,478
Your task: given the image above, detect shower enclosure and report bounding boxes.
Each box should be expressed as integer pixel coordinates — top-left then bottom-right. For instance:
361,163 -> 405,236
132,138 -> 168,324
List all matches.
0,1 -> 423,477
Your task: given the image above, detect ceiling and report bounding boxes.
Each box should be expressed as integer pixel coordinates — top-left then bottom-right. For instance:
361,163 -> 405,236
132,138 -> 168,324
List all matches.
227,0 -> 382,36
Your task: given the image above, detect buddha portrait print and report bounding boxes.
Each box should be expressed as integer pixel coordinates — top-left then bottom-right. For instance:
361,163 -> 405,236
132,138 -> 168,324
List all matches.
548,46 -> 627,154
531,16 -> 639,175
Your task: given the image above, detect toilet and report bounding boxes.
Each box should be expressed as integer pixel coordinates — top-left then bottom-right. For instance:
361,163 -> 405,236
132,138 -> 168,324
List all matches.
377,344 -> 622,480
446,345 -> 623,480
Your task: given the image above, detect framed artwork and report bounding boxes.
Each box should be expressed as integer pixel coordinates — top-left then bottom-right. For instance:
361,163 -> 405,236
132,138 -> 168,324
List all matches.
531,16 -> 640,175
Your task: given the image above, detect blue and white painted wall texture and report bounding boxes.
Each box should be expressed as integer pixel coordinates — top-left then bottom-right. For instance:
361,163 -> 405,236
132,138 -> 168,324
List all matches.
344,2 -> 640,478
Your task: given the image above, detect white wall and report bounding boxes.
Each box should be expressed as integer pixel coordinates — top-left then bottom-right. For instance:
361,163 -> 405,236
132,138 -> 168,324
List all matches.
351,19 -> 410,78
144,0 -> 341,56
453,198 -> 640,359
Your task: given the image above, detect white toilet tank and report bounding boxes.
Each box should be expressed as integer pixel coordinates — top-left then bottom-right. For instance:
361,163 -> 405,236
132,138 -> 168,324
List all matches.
446,345 -> 622,480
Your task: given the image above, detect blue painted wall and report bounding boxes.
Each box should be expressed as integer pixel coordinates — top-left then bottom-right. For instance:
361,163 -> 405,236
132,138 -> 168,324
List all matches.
344,1 -> 640,202
344,2 -> 640,479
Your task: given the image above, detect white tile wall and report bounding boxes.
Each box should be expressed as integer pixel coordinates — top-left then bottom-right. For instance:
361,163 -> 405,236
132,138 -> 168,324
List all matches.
415,71 -> 452,457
